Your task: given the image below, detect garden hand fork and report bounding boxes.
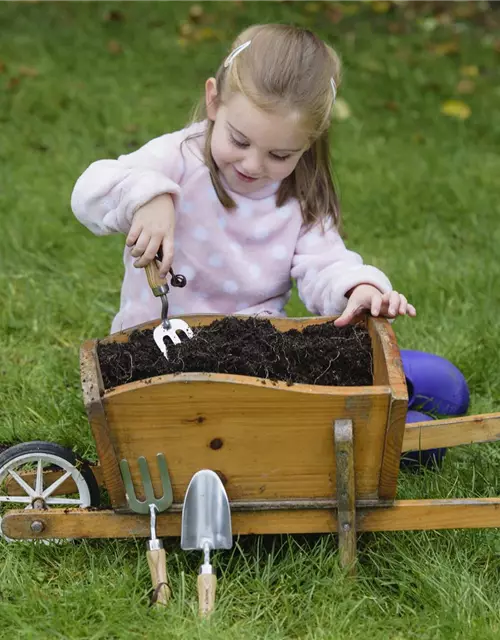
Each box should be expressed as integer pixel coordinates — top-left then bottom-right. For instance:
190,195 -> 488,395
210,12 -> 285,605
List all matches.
145,255 -> 194,360
120,454 -> 174,606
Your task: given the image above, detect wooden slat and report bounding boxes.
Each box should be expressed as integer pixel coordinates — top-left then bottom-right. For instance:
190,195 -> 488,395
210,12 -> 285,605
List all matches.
4,498 -> 500,539
402,413 -> 500,451
80,340 -> 126,508
369,319 -> 408,500
104,381 -> 390,501
13,409 -> 499,499
334,419 -> 356,574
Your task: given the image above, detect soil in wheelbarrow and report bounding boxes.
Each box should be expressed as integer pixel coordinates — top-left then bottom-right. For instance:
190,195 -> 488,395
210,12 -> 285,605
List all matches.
98,317 -> 373,390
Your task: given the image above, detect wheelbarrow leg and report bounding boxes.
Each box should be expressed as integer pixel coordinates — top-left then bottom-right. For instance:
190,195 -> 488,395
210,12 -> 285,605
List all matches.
334,419 -> 356,576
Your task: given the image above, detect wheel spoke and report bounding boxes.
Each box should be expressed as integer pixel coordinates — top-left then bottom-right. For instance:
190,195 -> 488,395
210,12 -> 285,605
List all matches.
35,460 -> 44,495
0,496 -> 32,503
44,497 -> 83,505
7,469 -> 36,497
42,471 -> 72,499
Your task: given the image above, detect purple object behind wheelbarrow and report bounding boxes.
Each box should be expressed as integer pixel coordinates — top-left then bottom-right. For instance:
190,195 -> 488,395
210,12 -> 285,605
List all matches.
401,350 -> 470,416
401,410 -> 448,470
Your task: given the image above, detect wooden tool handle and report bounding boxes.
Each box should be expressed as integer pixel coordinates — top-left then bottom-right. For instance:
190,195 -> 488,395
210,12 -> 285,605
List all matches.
197,573 -> 217,617
147,548 -> 171,606
145,260 -> 167,292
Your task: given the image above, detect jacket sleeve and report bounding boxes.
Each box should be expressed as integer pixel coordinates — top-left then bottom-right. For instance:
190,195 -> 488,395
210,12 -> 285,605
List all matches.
70,128 -> 188,235
291,220 -> 392,316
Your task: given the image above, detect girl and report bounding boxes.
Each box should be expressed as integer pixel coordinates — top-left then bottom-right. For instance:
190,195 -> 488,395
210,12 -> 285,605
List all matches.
71,24 -> 416,334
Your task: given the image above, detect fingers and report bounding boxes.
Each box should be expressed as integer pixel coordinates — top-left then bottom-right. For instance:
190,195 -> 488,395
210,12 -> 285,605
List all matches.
381,291 -> 417,319
133,236 -> 163,269
159,237 -> 174,279
334,301 -> 363,327
371,294 -> 382,317
126,223 -> 142,248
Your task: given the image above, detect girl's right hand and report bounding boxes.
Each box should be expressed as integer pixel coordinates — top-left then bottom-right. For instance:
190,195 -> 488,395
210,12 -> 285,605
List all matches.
126,194 -> 175,278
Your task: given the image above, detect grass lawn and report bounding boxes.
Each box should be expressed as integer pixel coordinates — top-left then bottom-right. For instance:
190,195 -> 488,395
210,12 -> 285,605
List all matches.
1,2 -> 500,638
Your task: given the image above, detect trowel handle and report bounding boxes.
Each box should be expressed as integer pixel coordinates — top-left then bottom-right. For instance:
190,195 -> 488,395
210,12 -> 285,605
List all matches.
145,260 -> 169,298
147,548 -> 171,606
198,573 -> 217,616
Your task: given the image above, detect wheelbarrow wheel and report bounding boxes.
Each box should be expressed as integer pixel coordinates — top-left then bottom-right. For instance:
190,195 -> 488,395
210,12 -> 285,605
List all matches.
0,441 -> 100,542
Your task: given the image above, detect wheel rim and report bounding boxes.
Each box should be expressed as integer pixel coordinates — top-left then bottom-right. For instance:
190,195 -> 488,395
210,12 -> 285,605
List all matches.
0,452 -> 92,541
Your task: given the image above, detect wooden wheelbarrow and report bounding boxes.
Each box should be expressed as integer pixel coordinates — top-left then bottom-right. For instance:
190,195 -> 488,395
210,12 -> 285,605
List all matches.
1,315 -> 500,577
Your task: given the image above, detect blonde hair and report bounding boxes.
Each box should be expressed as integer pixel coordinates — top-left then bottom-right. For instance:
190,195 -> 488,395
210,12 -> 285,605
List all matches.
189,24 -> 342,228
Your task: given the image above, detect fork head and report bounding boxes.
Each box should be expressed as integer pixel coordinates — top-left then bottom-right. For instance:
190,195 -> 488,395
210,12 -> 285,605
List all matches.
153,319 -> 194,360
120,454 -> 173,514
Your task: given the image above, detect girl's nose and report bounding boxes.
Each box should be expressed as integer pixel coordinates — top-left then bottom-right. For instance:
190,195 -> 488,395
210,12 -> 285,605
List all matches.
241,150 -> 263,177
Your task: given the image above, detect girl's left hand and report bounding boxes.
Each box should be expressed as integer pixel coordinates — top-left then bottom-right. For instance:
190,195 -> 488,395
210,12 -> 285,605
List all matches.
334,284 -> 416,327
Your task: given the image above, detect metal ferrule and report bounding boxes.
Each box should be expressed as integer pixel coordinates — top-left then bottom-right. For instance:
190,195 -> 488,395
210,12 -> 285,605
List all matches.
199,563 -> 214,575
147,538 -> 164,552
151,284 -> 169,298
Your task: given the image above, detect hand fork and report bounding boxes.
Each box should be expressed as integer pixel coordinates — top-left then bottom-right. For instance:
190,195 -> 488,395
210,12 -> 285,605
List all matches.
144,259 -> 194,360
120,454 -> 174,605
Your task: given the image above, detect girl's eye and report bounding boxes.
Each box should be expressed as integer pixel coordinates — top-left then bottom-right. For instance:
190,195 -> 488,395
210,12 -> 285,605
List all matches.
270,154 -> 291,162
229,134 -> 249,148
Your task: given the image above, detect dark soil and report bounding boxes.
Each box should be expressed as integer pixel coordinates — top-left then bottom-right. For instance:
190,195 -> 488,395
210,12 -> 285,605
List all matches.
98,317 -> 373,390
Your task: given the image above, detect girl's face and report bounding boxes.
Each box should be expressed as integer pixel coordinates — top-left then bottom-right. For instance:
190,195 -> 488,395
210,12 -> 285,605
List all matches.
206,79 -> 309,195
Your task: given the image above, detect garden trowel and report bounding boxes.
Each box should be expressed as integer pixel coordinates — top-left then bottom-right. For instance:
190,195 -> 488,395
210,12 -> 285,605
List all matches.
144,255 -> 194,360
181,470 -> 233,617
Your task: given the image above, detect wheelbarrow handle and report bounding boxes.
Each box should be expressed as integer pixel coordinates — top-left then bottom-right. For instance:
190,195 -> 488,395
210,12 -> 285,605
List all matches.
198,573 -> 217,617
147,548 -> 171,606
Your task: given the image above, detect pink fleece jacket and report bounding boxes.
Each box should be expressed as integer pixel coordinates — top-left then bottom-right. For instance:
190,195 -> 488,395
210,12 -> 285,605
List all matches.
71,121 -> 392,333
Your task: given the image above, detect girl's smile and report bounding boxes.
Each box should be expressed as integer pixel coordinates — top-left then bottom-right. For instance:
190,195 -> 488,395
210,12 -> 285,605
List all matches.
234,167 -> 258,183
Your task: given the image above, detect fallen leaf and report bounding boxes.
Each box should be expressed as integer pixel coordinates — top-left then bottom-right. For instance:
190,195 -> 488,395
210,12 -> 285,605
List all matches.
326,6 -> 343,23
440,100 -> 471,120
333,98 -> 351,121
103,10 -> 124,22
387,21 -> 404,34
107,40 -> 122,55
188,4 -> 204,23
193,27 -> 222,42
304,2 -> 321,13
452,3 -> 478,19
435,12 -> 453,26
457,79 -> 475,94
6,76 -> 20,90
494,40 -> 500,54
371,1 -> 391,14
18,66 -> 39,77
460,65 -> 479,77
124,123 -> 138,133
428,41 -> 459,56
384,101 -> 399,112
338,4 -> 360,16
179,22 -> 194,38
0,60 -> 5,74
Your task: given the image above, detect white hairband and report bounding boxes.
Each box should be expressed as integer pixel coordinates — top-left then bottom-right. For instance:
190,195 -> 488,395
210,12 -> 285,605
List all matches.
224,40 -> 252,68
224,39 -> 337,102
330,78 -> 337,101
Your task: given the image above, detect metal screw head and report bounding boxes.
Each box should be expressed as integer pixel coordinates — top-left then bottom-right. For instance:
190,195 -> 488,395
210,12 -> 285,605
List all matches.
342,522 -> 351,532
30,520 -> 45,534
